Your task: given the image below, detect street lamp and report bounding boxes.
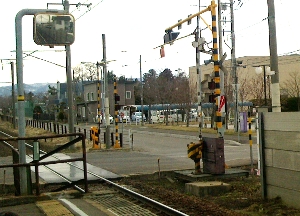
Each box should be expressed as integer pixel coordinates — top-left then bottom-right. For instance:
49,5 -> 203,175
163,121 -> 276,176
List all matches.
255,66 -> 275,106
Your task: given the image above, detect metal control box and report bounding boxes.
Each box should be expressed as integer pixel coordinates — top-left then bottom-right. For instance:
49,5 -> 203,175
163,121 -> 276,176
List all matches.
202,137 -> 225,174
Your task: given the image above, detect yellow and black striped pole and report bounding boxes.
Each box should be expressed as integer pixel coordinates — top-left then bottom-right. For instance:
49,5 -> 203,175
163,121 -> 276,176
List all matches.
248,111 -> 254,174
96,62 -> 101,149
114,75 -> 120,148
210,1 -> 223,138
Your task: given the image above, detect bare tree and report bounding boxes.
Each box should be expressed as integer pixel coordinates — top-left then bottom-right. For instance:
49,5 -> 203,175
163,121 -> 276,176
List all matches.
79,63 -> 97,81
143,69 -> 159,122
282,72 -> 300,97
248,74 -> 265,106
172,71 -> 197,126
73,65 -> 84,82
157,68 -> 174,125
281,71 -> 300,110
238,74 -> 253,111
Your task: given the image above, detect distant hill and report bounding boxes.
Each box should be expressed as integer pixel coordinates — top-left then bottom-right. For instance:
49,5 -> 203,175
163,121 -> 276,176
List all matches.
0,83 -> 57,96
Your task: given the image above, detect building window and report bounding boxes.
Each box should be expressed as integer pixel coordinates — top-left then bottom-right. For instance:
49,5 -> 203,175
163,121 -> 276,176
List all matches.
90,92 -> 94,101
125,91 -> 131,99
86,92 -> 95,101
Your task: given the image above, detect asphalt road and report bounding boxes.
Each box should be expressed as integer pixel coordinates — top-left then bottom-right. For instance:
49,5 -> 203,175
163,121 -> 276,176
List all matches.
70,123 -> 258,176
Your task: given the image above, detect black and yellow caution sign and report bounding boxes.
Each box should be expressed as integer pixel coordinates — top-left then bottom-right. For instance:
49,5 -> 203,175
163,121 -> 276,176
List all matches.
187,141 -> 203,174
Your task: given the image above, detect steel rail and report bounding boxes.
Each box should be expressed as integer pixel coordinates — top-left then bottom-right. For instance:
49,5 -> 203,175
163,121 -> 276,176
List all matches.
0,130 -> 188,215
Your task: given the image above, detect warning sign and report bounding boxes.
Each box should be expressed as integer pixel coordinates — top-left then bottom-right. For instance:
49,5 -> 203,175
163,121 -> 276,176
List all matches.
218,96 -> 226,113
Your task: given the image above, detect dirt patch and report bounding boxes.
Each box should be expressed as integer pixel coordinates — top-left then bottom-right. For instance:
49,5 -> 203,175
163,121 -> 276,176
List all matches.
0,121 -> 84,156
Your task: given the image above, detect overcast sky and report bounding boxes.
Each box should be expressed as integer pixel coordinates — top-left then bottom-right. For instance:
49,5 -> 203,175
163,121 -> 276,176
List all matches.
0,0 -> 298,87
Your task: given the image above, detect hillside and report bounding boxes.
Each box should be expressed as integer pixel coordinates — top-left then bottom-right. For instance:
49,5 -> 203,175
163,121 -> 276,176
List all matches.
0,83 -> 56,96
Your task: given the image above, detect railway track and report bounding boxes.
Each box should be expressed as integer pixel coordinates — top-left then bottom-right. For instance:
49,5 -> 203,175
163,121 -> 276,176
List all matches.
0,130 -> 189,216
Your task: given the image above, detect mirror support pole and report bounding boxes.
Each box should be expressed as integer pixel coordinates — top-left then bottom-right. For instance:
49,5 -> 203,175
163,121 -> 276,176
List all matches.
15,8 -> 64,195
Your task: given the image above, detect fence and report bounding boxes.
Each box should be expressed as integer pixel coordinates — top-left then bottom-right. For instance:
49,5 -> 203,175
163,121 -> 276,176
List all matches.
260,112 -> 300,209
0,115 -> 132,149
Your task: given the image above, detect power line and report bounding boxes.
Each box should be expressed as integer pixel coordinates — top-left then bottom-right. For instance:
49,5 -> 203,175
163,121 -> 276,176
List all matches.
72,0 -> 104,20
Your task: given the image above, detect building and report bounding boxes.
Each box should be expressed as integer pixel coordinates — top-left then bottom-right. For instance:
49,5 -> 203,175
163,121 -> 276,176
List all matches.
77,79 -> 137,122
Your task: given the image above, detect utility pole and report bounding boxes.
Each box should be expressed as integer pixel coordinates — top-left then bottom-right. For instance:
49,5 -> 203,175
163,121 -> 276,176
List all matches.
195,0 -> 202,141
230,0 -> 238,132
218,0 -> 224,95
96,62 -> 101,135
63,0 -> 75,144
11,62 -> 16,129
218,0 -> 227,132
140,54 -> 144,126
267,0 -> 281,112
102,34 -> 110,149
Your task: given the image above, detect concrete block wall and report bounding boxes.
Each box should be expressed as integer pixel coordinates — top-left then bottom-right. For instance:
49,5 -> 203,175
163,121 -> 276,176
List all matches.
263,112 -> 300,208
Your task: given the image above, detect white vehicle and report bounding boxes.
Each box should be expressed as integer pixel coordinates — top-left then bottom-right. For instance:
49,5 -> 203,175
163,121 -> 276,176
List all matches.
158,111 -> 173,123
96,114 -> 114,124
150,110 -> 159,124
118,114 -> 131,123
158,110 -> 181,123
131,112 -> 146,122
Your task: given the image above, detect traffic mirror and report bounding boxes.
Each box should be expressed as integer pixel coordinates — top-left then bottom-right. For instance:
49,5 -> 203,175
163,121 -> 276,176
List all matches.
33,13 -> 75,47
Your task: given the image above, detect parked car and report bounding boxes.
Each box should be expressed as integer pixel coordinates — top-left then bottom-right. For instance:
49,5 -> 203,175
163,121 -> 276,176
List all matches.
150,110 -> 159,124
158,110 -> 180,123
96,114 -> 114,124
118,114 -> 131,123
131,112 -> 146,122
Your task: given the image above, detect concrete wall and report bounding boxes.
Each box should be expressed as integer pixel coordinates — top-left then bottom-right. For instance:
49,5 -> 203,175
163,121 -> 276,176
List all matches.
263,112 -> 300,208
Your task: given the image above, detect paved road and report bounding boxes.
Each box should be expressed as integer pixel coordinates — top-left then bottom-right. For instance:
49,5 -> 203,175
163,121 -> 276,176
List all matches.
78,122 -> 257,145
69,123 -> 258,176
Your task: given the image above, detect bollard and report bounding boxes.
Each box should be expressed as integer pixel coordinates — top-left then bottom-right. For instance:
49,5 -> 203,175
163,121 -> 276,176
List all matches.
120,133 -> 123,147
12,150 -> 20,196
128,129 -> 131,148
131,133 -> 133,150
111,132 -> 114,146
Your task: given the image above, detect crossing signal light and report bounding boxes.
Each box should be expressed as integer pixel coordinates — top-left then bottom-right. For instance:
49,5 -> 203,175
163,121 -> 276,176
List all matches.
115,104 -> 121,110
115,94 -> 120,102
208,79 -> 215,90
164,31 -> 180,44
209,94 -> 216,103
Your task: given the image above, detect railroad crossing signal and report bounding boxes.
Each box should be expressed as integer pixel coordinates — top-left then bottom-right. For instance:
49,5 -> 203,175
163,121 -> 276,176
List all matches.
163,30 -> 180,44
